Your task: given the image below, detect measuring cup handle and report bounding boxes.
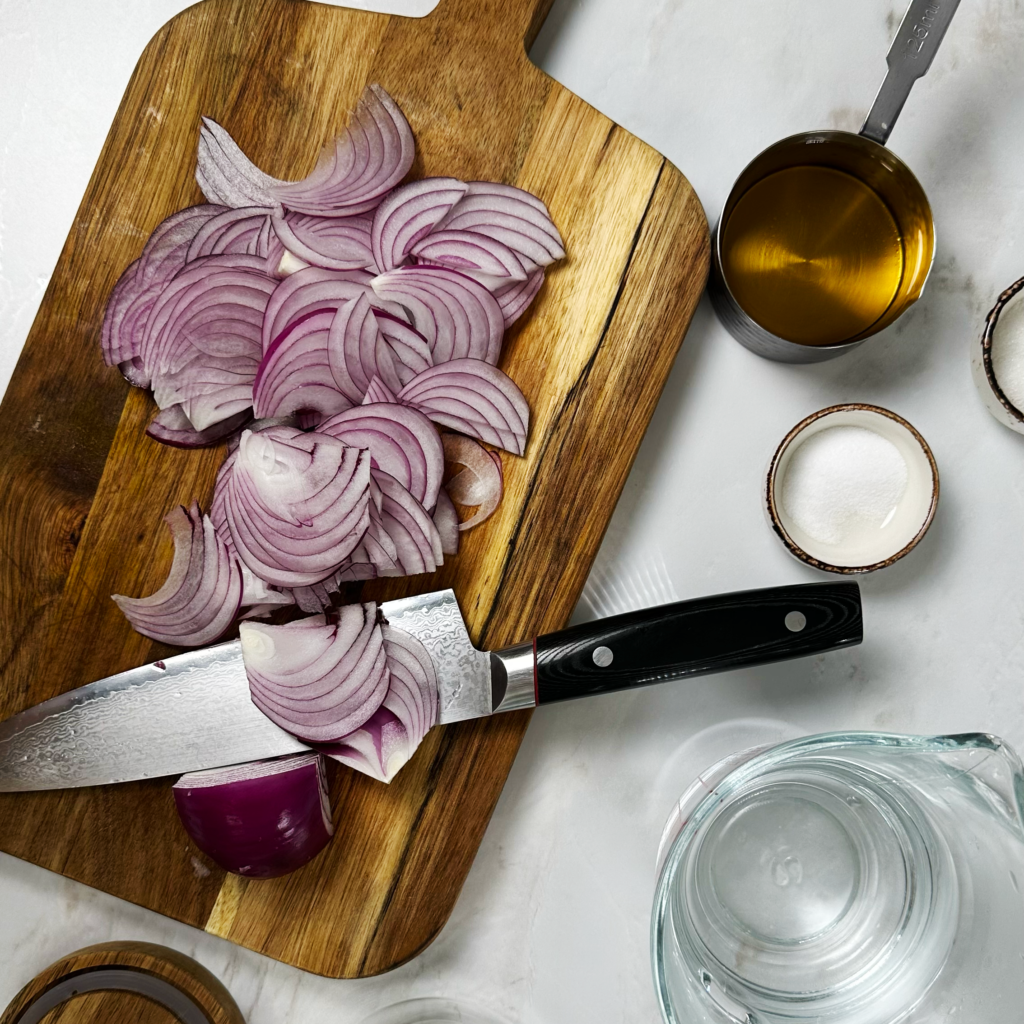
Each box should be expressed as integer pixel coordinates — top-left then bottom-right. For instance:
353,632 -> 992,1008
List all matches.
861,0 -> 962,145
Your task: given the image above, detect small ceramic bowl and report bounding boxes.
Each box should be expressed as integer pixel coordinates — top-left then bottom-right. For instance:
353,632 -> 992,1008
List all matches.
766,404 -> 939,574
972,275 -> 1024,433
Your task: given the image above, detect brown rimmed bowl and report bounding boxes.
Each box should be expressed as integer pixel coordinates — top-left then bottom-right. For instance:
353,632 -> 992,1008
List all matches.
766,404 -> 939,574
972,275 -> 1024,433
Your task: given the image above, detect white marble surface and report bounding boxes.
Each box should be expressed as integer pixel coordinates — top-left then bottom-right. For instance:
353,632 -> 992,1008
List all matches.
3,0 -> 1024,1021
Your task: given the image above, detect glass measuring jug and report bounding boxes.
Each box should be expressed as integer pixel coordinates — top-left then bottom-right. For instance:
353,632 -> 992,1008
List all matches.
652,732 -> 1024,1023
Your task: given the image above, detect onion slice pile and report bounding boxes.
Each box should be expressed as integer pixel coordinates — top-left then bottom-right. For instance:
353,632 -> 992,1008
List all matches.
318,401 -> 443,508
370,266 -> 504,365
322,624 -> 438,783
398,358 -> 529,456
214,425 -> 371,587
370,177 -> 468,273
101,204 -> 227,383
270,211 -> 375,272
173,753 -> 333,877
112,502 -> 242,646
239,603 -> 389,742
237,611 -> 438,784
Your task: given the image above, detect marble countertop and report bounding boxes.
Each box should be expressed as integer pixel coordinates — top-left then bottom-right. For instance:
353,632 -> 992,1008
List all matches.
2,1 -> 1024,1021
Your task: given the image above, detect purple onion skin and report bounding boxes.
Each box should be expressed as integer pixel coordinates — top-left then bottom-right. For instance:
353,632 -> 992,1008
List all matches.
173,760 -> 333,878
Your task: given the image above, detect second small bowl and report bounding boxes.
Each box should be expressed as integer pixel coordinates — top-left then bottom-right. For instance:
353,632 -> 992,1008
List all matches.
972,275 -> 1024,433
766,404 -> 939,574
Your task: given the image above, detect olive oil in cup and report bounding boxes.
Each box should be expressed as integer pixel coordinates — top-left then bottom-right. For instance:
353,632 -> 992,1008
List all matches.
710,0 -> 961,362
721,165 -> 905,347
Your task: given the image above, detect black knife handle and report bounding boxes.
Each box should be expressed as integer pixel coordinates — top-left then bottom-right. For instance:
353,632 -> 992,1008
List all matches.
533,582 -> 862,705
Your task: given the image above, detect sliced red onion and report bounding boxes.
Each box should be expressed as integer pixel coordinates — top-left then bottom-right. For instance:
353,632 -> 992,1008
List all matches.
271,211 -> 375,271
438,181 -> 565,269
186,206 -> 273,261
216,425 -> 371,587
173,753 -> 333,878
398,358 -> 528,455
140,253 -> 277,430
274,85 -> 415,216
318,401 -> 443,508
252,309 -> 350,425
442,434 -> 504,531
370,266 -> 504,365
239,603 -> 389,742
370,178 -> 467,273
375,469 -> 443,574
328,292 -> 404,401
112,502 -> 242,646
261,266 -> 371,353
196,117 -> 284,208
146,404 -> 253,448
363,375 -> 398,405
432,488 -> 460,556
373,310 -> 431,383
496,268 -> 545,328
198,86 -> 413,217
410,229 -> 527,287
321,624 -> 437,783
102,204 -> 227,379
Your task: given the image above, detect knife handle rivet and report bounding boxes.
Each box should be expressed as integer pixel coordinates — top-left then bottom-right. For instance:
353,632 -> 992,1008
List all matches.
785,611 -> 807,632
592,646 -> 614,667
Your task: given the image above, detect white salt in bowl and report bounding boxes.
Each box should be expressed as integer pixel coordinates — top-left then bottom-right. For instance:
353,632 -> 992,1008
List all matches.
972,276 -> 1024,433
766,404 -> 939,574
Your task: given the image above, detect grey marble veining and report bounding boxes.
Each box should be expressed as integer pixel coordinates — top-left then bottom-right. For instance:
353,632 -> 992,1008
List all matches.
3,1 -> 1024,1022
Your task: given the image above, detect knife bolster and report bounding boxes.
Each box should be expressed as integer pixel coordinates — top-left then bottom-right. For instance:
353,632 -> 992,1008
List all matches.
490,642 -> 536,714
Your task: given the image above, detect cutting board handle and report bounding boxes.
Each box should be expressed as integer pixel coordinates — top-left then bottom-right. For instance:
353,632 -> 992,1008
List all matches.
422,0 -> 557,55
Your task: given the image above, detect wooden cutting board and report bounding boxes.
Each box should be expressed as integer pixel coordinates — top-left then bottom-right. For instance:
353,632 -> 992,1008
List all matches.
0,0 -> 708,978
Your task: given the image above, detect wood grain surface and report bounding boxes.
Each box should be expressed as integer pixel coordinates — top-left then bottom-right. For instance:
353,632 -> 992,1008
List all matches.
0,942 -> 245,1024
0,0 -> 709,977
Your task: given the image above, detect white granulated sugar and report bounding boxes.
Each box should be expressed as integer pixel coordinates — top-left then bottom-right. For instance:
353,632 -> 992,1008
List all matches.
991,291 -> 1024,412
781,426 -> 908,546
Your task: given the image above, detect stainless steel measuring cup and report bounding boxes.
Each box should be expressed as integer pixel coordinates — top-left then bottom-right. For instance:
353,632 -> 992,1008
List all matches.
710,0 -> 961,363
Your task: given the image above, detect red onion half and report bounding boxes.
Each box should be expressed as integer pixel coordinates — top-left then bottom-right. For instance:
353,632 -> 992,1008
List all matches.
173,753 -> 333,878
239,604 -> 389,742
398,358 -> 529,456
112,502 -> 242,646
215,425 -> 370,587
322,624 -> 437,783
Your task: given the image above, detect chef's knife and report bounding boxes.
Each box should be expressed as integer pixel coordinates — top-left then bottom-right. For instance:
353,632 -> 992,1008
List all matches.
0,581 -> 861,792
